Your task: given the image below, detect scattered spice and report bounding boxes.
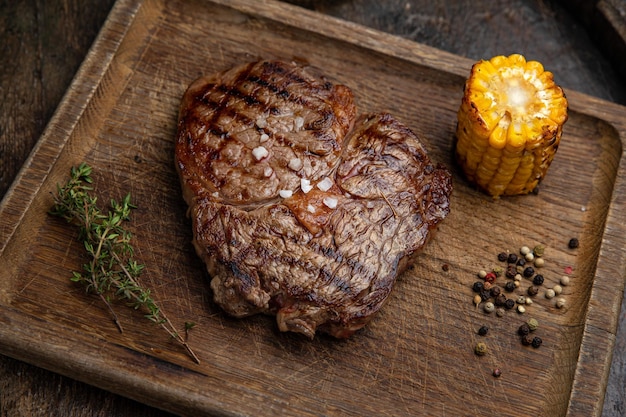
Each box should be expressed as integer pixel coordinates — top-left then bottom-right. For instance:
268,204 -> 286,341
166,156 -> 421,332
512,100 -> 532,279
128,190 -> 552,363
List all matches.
564,266 -> 573,275
534,258 -> 545,268
473,294 -> 482,307
442,264 -> 450,272
560,276 -> 570,286
527,286 -> 539,297
556,297 -> 566,309
483,302 -> 495,313
472,281 -> 484,292
521,335 -> 533,346
475,342 -> 488,356
524,252 -> 534,262
532,274 -> 545,286
527,318 -> 539,331
520,246 -> 531,256
498,252 -> 508,262
504,281 -> 516,292
533,245 -> 545,257
523,267 -> 535,278
478,270 -> 488,279
568,238 -> 579,249
518,323 -> 530,336
496,308 -> 505,317
517,305 -> 526,314
531,336 -> 543,348
545,288 -> 556,299
478,325 -> 489,336
553,285 -> 563,295
507,253 -> 518,264
504,299 -> 516,310
492,368 -> 502,378
484,272 -> 497,283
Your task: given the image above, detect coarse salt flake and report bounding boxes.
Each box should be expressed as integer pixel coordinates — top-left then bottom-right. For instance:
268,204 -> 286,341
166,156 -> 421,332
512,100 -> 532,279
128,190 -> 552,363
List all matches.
323,196 -> 338,209
317,177 -> 333,192
260,133 -> 269,143
307,204 -> 316,213
279,189 -> 293,198
252,146 -> 269,161
301,178 -> 313,193
263,167 -> 274,177
288,157 -> 303,171
255,117 -> 267,128
294,116 -> 305,130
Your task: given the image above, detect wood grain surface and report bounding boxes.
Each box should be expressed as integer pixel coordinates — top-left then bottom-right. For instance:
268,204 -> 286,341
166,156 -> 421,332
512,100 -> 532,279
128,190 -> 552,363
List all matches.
1,0 -> 625,416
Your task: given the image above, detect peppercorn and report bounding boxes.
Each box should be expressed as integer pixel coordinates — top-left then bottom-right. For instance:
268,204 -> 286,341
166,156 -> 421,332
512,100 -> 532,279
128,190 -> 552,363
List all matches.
523,266 -> 535,278
496,308 -> 505,317
473,294 -> 482,306
517,305 -> 526,314
505,265 -> 517,279
553,285 -> 563,295
478,325 -> 489,336
533,274 -> 544,285
516,296 -> 526,304
545,288 -> 555,299
534,258 -> 545,268
483,302 -> 495,313
498,252 -> 508,262
527,318 -> 539,331
492,368 -> 502,378
560,276 -> 570,286
516,258 -> 526,267
475,342 -> 488,356
504,298 -> 515,310
472,281 -> 484,293
525,252 -> 534,262
520,246 -> 531,256
518,323 -> 530,336
480,290 -> 491,301
514,273 -> 522,281
507,253 -> 518,264
442,264 -> 449,272
533,245 -> 545,257
478,270 -> 488,279
490,286 -> 502,297
494,294 -> 507,307
483,281 -> 493,290
568,238 -> 579,249
531,336 -> 542,348
504,281 -> 516,292
556,297 -> 566,308
492,267 -> 503,277
484,272 -> 497,283
521,335 -> 533,346
527,286 -> 539,297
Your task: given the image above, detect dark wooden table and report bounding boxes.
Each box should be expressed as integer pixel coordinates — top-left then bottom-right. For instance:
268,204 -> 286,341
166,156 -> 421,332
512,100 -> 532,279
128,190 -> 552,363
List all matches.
1,1 -> 625,416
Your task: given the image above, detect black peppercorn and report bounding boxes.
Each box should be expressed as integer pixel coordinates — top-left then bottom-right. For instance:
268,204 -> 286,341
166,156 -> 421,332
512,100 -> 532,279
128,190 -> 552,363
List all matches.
531,336 -> 543,348
521,335 -> 533,346
523,266 -> 535,278
527,286 -> 539,296
494,294 -> 507,306
478,325 -> 489,336
507,253 -> 518,264
472,281 -> 484,293
533,274 -> 544,285
505,265 -> 517,279
516,258 -> 526,267
518,323 -> 530,336
504,298 -> 515,310
480,290 -> 491,301
490,286 -> 502,297
492,368 -> 502,378
568,238 -> 579,249
498,252 -> 508,262
504,281 -> 516,292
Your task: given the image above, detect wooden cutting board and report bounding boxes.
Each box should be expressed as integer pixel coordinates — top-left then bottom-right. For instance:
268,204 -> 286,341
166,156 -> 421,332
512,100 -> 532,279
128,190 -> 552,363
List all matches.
1,0 -> 626,415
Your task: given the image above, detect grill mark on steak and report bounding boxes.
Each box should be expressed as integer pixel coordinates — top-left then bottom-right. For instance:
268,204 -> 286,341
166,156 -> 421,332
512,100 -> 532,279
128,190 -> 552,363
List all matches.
176,60 -> 452,338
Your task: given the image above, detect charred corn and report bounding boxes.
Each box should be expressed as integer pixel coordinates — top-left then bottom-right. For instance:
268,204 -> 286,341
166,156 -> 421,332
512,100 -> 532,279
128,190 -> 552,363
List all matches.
455,54 -> 568,197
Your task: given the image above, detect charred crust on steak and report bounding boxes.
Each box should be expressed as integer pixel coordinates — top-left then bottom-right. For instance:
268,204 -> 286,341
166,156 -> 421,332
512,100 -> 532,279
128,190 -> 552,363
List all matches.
176,60 -> 452,339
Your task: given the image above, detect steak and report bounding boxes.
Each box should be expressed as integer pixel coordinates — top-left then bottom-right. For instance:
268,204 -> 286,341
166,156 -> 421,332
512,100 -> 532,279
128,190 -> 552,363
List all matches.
175,60 -> 452,338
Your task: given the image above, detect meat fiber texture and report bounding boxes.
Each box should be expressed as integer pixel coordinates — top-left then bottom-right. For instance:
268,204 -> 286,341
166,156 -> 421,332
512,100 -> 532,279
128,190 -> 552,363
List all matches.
175,60 -> 452,339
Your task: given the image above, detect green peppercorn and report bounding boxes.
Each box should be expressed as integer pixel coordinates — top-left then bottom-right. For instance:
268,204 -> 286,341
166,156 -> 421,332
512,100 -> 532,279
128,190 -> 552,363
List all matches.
527,318 -> 539,331
475,342 -> 488,356
531,336 -> 542,348
498,252 -> 508,262
478,325 -> 489,336
527,286 -> 539,297
568,238 -> 579,249
518,323 -> 530,336
492,266 -> 503,277
533,245 -> 545,257
523,266 -> 535,278
533,274 -> 544,285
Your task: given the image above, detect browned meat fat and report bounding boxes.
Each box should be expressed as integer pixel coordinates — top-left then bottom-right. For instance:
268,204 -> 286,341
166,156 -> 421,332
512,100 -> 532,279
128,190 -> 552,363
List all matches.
175,60 -> 452,338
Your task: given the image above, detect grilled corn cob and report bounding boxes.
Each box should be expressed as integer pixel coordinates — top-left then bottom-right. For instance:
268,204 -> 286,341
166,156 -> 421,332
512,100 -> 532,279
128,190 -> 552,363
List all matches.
455,54 -> 568,197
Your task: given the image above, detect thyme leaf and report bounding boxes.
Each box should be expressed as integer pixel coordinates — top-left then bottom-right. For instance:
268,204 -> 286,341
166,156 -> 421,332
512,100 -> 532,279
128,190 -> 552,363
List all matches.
50,163 -> 199,364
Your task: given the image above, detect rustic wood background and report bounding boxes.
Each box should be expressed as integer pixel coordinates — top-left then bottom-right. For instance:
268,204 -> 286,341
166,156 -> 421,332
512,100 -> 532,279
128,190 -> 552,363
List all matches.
1,0 -> 625,416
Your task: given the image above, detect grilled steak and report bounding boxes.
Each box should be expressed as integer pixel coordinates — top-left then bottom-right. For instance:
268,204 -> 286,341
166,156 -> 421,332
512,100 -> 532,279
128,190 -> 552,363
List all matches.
175,60 -> 452,338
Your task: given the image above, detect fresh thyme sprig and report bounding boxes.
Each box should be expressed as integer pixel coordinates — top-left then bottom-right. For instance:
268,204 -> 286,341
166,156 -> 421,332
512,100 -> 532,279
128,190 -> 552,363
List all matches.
50,163 -> 199,364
